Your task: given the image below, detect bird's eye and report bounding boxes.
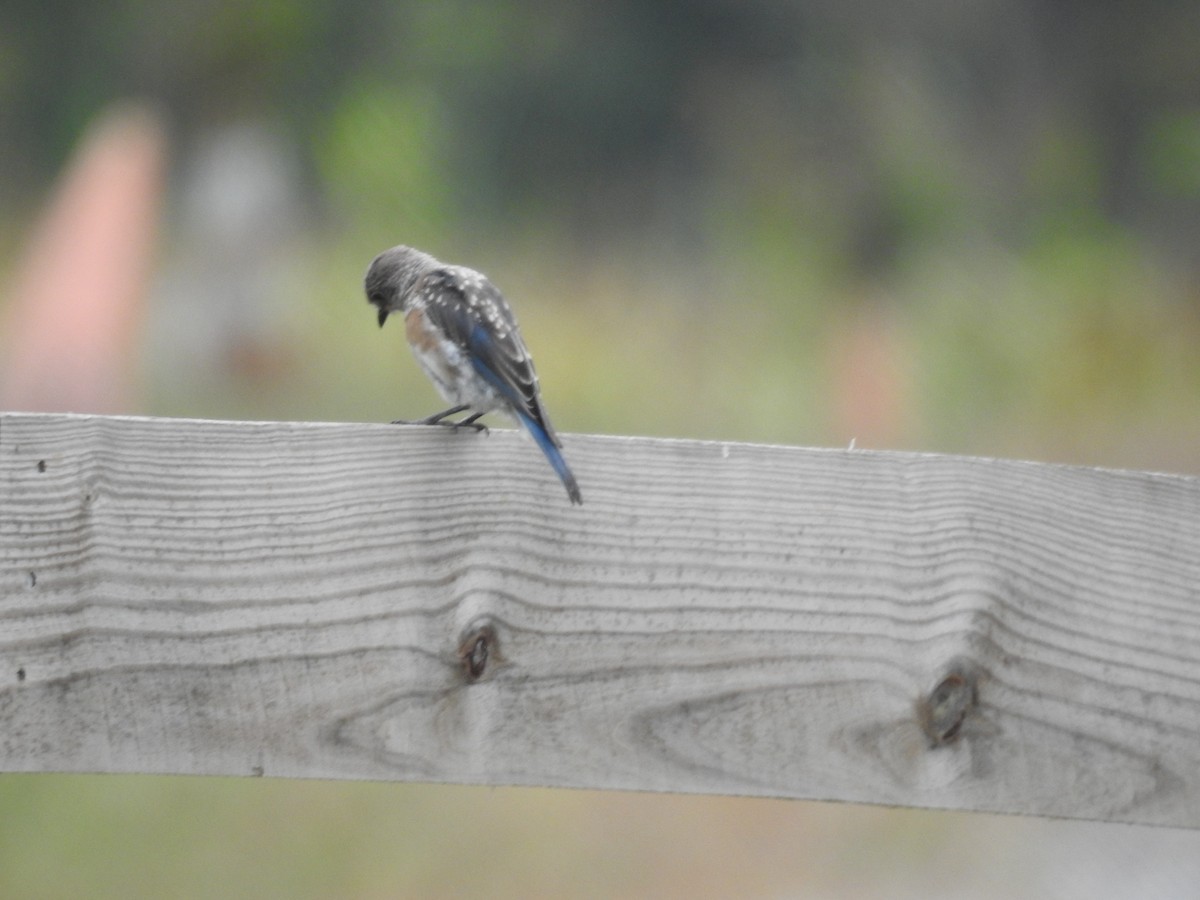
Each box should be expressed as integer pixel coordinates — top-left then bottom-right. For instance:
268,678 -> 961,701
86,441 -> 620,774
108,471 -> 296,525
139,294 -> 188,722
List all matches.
369,291 -> 385,305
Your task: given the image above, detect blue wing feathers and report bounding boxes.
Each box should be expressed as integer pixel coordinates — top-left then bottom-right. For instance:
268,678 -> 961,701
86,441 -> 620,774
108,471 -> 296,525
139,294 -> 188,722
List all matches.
467,344 -> 581,504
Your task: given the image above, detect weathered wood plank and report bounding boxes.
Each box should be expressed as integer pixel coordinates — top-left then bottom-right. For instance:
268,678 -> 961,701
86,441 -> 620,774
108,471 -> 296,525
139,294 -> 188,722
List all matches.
1,412 -> 1199,827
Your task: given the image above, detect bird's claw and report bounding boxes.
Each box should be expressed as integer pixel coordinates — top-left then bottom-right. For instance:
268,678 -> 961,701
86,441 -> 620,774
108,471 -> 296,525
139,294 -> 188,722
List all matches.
389,417 -> 488,435
436,418 -> 489,434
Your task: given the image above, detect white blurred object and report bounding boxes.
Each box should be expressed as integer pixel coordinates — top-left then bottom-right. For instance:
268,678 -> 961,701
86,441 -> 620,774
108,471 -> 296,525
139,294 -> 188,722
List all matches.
150,121 -> 306,386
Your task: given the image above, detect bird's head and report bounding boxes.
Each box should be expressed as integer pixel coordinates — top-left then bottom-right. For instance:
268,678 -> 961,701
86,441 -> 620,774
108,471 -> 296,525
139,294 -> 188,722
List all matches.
364,245 -> 438,327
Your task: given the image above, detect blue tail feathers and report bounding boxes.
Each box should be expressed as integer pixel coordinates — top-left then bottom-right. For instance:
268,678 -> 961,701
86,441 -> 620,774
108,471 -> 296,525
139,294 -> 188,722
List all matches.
517,411 -> 583,505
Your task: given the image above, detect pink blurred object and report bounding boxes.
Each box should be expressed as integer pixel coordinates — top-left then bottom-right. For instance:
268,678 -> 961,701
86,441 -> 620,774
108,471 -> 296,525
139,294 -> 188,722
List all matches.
0,104 -> 167,413
829,296 -> 914,449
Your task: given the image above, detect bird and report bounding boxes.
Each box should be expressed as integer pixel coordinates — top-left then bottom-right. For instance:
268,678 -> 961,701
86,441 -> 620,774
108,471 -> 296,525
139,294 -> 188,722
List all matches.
364,245 -> 582,505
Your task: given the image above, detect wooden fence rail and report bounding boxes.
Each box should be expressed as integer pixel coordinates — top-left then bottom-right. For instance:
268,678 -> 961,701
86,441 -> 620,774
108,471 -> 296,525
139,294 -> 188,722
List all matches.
2,412 -> 1198,828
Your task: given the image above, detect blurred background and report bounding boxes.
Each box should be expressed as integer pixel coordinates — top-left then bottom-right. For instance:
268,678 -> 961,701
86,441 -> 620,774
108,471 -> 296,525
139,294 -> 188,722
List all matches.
2,0 -> 1199,896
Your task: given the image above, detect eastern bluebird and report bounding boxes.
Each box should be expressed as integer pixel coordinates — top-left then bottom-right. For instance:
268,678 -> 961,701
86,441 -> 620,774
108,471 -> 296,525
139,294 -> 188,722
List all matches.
364,245 -> 582,505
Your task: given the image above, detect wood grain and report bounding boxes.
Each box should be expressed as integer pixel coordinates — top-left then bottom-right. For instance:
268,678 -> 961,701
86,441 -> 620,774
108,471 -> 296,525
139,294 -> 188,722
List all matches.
2,412 -> 1199,827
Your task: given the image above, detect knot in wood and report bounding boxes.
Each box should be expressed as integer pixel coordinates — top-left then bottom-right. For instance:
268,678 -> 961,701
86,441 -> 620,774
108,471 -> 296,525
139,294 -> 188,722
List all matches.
458,622 -> 497,682
919,660 -> 979,747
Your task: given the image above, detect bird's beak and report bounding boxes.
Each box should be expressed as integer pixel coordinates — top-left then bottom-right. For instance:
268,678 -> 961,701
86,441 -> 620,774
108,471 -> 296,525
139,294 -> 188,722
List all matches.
377,308 -> 390,328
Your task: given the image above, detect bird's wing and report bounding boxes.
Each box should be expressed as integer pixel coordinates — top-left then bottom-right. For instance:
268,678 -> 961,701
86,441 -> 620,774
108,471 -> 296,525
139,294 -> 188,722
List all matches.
421,267 -> 561,446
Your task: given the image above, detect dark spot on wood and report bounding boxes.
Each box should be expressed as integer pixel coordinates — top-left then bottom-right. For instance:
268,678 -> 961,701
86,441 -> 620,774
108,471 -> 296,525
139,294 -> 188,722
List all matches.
918,661 -> 979,747
458,623 -> 497,682
17,668 -> 26,682
28,571 -> 36,588
36,460 -> 46,473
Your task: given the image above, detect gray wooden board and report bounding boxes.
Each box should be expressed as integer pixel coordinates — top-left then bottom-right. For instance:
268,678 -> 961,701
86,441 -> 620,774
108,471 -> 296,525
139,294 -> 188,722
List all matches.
1,412 -> 1198,827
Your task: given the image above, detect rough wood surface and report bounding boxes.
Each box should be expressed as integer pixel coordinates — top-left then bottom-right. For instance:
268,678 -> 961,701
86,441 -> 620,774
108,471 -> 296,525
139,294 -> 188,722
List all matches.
2,412 -> 1199,827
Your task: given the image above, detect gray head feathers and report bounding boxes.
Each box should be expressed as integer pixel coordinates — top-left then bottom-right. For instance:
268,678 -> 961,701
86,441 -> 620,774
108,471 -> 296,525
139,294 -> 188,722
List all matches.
364,245 -> 440,326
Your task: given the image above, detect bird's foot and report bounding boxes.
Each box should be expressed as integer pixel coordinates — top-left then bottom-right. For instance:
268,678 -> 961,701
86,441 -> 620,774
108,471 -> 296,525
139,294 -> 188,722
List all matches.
390,406 -> 488,434
450,412 -> 489,434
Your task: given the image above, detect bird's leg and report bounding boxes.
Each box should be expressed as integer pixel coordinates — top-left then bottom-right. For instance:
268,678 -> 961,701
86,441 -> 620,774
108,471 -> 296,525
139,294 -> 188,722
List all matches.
420,404 -> 472,426
454,411 -> 489,434
390,404 -> 468,426
390,404 -> 487,433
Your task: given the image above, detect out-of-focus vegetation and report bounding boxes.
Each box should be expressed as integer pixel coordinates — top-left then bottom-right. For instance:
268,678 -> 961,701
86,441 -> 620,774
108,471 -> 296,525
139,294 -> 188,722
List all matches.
2,2 -> 1200,897
3,0 -> 1199,463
